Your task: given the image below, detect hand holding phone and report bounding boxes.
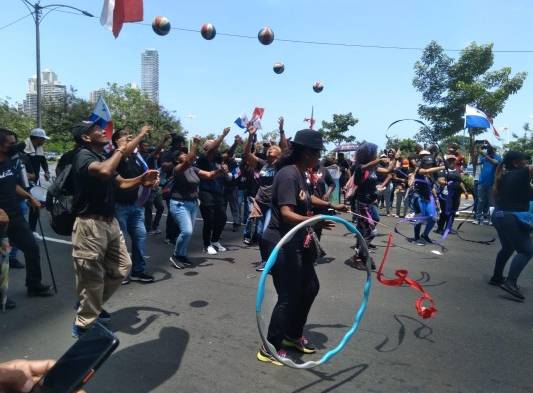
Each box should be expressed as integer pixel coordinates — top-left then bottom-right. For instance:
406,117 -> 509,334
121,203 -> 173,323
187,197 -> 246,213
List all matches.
29,323 -> 119,393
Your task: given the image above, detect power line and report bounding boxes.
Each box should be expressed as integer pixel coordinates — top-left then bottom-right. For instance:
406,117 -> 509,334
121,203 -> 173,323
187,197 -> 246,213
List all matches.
0,12 -> 32,31
4,9 -> 533,54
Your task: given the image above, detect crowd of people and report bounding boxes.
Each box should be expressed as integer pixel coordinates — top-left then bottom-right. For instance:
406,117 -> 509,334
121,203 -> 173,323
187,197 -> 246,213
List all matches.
0,117 -> 530,369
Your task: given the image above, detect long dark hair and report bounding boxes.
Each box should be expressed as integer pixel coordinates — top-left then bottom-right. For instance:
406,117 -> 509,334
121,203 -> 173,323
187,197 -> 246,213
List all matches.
275,143 -> 307,171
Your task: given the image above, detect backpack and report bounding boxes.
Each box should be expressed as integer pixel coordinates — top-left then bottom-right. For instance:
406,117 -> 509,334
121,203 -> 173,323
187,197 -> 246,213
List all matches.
46,163 -> 75,236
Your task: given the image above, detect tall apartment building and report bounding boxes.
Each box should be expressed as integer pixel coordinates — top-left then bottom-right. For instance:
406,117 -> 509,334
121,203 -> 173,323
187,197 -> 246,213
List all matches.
22,69 -> 66,118
89,89 -> 106,104
141,49 -> 159,103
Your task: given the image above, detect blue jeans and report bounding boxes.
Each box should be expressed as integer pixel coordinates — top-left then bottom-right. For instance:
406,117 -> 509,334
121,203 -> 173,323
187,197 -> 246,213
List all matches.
169,199 -> 198,257
243,197 -> 258,240
10,200 -> 29,260
115,203 -> 147,274
475,183 -> 492,221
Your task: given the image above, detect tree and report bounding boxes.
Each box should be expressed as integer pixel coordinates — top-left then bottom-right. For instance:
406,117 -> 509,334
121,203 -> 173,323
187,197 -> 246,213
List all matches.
385,137 -> 419,156
0,99 -> 34,139
506,123 -> 533,156
260,129 -> 279,144
41,87 -> 93,151
413,41 -> 527,153
319,112 -> 358,146
103,83 -> 183,144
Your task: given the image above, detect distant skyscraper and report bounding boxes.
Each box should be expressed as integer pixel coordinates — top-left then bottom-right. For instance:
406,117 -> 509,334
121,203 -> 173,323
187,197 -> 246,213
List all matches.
22,69 -> 66,118
141,49 -> 159,103
89,89 -> 106,104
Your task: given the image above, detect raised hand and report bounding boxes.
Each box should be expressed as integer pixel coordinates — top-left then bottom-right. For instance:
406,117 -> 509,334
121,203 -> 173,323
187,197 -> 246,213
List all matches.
222,127 -> 231,137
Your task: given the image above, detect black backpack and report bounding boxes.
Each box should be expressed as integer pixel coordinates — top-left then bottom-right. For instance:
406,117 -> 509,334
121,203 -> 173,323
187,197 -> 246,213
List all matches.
46,163 -> 75,236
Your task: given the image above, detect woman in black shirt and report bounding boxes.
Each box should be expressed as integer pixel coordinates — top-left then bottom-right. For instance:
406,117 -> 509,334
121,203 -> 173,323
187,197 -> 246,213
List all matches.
256,129 -> 346,365
490,151 -> 532,300
168,137 -> 226,269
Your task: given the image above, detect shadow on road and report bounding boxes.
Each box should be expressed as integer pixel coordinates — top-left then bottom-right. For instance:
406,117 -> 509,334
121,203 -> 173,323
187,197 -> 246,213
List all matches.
374,314 -> 434,353
291,363 -> 369,393
303,323 -> 349,350
109,306 -> 180,336
90,326 -> 189,393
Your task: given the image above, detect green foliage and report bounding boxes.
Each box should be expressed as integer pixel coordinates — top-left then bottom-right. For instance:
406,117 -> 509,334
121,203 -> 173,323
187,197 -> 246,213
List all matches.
461,174 -> 475,195
261,129 -> 279,144
42,87 -> 92,151
506,123 -> 533,156
102,83 -> 183,145
385,137 -> 419,156
319,112 -> 358,146
0,99 -> 34,139
413,41 -> 527,144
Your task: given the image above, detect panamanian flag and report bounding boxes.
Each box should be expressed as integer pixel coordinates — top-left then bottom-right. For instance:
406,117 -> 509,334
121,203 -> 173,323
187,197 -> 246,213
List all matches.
89,96 -> 114,141
100,0 -> 144,38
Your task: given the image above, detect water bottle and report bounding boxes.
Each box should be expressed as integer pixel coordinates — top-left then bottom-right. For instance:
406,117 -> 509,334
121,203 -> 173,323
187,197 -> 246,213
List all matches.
20,163 -> 30,189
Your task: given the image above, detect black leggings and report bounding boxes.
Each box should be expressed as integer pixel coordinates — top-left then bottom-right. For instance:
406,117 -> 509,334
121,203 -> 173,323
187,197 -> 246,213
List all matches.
7,215 -> 42,287
199,203 -> 227,248
261,236 -> 320,350
492,212 -> 532,284
145,189 -> 164,231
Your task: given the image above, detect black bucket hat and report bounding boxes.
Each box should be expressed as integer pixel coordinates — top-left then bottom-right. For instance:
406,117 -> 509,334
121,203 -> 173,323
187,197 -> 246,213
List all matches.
291,129 -> 325,150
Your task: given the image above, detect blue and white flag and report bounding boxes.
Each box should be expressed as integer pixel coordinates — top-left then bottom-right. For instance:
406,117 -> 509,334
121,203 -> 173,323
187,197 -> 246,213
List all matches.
234,114 -> 249,129
464,104 -> 491,129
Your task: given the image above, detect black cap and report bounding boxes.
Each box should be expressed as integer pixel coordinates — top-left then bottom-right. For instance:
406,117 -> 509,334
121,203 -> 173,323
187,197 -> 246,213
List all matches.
71,120 -> 98,140
291,129 -> 325,150
503,150 -> 531,166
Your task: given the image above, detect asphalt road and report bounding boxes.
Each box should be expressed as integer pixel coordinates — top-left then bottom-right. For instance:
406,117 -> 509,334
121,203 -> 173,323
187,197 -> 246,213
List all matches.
0,210 -> 531,393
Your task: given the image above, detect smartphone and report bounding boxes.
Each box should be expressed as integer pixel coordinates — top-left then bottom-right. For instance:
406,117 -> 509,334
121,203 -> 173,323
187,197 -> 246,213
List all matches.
30,322 -> 119,393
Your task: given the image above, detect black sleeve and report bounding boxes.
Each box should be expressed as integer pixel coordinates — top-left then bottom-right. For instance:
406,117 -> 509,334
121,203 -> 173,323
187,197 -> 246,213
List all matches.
274,168 -> 299,207
40,155 -> 49,173
74,150 -> 98,177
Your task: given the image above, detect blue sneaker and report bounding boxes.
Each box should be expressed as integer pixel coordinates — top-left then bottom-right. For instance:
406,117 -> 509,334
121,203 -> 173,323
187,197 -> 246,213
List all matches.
71,323 -> 89,339
98,309 -> 111,323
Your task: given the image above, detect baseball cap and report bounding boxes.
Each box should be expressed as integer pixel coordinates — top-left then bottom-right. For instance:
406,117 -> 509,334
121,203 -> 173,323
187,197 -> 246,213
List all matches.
291,129 -> 325,150
30,128 -> 50,140
380,154 -> 387,158
419,150 -> 431,156
71,120 -> 98,140
444,154 -> 457,161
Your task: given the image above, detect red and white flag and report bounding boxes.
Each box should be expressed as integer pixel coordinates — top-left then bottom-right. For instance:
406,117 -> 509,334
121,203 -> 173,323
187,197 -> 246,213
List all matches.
251,107 -> 264,130
100,0 -> 143,38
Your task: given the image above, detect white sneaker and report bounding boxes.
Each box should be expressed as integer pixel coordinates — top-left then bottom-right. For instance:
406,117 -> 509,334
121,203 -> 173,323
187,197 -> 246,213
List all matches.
211,242 -> 226,252
205,245 -> 218,255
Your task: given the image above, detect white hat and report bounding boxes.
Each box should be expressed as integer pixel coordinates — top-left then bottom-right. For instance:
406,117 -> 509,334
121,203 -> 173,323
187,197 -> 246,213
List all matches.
30,128 -> 50,140
419,150 -> 430,156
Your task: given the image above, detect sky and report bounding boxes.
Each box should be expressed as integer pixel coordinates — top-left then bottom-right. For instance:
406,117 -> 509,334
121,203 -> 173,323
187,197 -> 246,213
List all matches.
1,0 -> 533,149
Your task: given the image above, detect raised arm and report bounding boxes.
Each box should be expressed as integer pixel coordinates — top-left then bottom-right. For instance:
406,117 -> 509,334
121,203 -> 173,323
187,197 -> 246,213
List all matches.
243,124 -> 260,167
205,127 -> 231,154
278,116 -> 289,151
174,136 -> 200,174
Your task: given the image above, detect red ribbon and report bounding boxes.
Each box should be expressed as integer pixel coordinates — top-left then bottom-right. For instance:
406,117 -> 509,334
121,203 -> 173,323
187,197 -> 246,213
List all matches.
376,233 -> 437,319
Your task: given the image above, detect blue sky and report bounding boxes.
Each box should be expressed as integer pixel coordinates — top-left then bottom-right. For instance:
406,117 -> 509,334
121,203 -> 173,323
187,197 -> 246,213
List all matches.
1,0 -> 532,149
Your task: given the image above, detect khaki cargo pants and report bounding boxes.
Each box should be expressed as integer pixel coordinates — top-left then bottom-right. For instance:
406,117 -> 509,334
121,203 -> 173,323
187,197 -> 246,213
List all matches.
72,217 -> 131,328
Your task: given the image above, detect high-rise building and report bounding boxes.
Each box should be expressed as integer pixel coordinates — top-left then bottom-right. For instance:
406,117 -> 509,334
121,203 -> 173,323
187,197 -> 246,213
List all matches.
22,69 -> 66,118
89,89 -> 106,104
141,49 -> 159,103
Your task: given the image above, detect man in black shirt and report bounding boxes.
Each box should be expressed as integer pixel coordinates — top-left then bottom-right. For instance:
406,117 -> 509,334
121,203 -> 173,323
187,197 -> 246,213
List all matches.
70,121 -> 158,338
0,128 -> 52,298
111,129 -> 154,284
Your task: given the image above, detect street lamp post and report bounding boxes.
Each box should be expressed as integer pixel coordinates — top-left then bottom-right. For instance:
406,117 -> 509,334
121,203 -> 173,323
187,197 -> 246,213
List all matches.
20,0 -> 94,127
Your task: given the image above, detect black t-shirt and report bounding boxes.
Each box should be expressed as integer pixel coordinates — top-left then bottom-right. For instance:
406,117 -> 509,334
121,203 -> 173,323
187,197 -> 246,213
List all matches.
263,165 -> 311,244
255,158 -> 276,205
414,173 -> 434,200
115,155 -> 145,204
496,167 -> 530,212
196,154 -> 225,205
172,166 -> 201,201
351,163 -> 379,204
240,163 -> 259,196
72,148 -> 117,217
376,162 -> 389,183
0,158 -> 22,218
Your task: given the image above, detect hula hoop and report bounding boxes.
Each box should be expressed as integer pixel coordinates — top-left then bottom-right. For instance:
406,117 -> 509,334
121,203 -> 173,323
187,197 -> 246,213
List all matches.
255,215 -> 372,369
